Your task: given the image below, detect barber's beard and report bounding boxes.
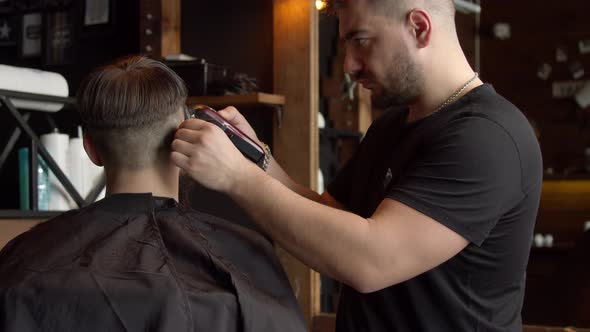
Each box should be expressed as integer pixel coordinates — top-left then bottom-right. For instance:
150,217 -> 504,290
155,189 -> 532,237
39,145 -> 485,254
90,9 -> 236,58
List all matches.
370,48 -> 424,110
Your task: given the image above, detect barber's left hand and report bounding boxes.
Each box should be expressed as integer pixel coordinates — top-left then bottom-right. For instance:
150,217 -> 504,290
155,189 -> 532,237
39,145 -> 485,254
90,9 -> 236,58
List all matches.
171,118 -> 254,193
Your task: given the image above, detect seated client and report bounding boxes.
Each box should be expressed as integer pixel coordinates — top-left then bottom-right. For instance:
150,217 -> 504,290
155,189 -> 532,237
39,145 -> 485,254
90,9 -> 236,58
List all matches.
0,56 -> 306,332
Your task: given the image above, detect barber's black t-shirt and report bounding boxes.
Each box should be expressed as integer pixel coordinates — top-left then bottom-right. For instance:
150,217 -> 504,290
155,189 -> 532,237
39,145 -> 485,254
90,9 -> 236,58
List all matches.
328,84 -> 542,332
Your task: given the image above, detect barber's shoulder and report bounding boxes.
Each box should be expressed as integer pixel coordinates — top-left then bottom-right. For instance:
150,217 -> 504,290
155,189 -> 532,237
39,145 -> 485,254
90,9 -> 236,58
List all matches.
449,112 -> 542,189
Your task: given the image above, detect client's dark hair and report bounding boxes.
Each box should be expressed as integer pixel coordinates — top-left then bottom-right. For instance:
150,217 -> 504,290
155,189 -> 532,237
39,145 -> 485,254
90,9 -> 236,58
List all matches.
77,55 -> 187,169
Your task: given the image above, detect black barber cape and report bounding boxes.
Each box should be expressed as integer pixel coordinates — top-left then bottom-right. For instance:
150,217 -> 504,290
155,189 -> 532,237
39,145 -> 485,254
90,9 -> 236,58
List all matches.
0,194 -> 307,332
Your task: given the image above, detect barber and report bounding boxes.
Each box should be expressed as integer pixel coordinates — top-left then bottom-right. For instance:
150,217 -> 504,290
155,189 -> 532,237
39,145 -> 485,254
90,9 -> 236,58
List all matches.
171,0 -> 542,331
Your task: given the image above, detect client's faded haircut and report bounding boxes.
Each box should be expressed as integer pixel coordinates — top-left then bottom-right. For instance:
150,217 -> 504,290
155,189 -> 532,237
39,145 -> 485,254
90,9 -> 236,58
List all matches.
77,56 -> 187,169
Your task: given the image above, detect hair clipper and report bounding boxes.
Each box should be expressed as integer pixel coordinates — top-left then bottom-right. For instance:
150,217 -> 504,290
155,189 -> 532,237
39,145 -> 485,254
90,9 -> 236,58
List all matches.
185,105 -> 265,165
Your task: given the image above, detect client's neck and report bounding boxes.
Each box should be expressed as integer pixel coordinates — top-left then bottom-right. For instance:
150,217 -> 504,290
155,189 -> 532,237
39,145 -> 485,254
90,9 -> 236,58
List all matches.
105,162 -> 179,201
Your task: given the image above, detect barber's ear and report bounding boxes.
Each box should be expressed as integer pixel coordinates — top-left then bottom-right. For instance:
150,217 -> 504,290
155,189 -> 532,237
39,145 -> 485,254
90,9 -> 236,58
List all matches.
407,9 -> 432,48
82,133 -> 103,166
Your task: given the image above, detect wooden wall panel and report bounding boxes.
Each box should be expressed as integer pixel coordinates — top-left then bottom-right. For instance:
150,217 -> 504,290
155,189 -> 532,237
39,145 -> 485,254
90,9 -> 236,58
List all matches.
274,0 -> 320,326
161,0 -> 181,57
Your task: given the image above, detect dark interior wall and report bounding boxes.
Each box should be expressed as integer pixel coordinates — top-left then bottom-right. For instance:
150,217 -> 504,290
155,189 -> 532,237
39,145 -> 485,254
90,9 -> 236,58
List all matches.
479,1 -> 590,326
180,0 -> 276,146
455,11 -> 476,68
480,1 -> 590,176
180,0 -> 274,92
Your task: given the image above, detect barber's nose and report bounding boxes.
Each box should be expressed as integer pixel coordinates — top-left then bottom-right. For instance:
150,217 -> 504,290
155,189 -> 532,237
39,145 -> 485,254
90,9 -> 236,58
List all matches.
343,52 -> 362,79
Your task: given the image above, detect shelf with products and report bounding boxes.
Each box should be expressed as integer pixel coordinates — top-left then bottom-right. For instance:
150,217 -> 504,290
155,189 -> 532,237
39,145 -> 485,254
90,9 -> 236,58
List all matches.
187,93 -> 286,131
187,93 -> 285,108
0,89 -> 105,216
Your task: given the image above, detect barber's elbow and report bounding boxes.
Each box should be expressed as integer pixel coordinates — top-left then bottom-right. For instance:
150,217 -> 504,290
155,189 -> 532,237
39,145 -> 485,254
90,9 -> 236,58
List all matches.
346,264 -> 391,294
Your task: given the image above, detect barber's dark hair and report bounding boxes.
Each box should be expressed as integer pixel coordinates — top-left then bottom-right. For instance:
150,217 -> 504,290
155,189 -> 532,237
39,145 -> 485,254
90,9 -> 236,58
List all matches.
77,55 -> 187,168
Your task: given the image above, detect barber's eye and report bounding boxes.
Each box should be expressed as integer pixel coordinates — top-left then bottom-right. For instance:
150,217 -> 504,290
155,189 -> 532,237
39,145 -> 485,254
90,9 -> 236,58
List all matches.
354,38 -> 370,47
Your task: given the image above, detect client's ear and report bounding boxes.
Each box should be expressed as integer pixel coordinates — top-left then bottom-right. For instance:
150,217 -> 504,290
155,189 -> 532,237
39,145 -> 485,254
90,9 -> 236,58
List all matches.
82,133 -> 103,166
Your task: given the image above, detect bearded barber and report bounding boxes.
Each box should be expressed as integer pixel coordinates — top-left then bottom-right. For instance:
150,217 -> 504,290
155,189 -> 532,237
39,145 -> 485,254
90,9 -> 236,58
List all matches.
171,0 -> 542,331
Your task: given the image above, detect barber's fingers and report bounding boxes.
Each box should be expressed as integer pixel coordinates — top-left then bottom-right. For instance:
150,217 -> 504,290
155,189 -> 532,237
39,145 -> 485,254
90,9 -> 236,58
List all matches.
171,151 -> 190,170
179,118 -> 210,131
171,138 -> 197,157
172,123 -> 229,155
217,106 -> 243,123
217,106 -> 260,143
175,128 -> 201,144
176,119 -> 226,142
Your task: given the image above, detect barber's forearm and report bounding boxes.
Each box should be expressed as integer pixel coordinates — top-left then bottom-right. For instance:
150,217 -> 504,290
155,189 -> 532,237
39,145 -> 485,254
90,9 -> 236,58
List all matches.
265,157 -> 323,203
229,162 -> 372,289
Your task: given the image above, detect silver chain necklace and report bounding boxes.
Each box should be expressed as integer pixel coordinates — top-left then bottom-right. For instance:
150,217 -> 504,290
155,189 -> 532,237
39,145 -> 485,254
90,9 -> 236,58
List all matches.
435,72 -> 479,112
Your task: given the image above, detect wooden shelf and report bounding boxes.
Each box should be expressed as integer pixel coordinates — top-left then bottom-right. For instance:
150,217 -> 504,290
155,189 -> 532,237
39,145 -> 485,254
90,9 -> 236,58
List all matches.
543,174 -> 590,181
187,93 -> 285,108
541,180 -> 590,210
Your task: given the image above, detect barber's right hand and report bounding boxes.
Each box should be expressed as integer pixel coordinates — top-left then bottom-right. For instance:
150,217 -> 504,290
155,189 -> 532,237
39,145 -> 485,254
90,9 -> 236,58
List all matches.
172,118 -> 255,194
217,106 -> 262,145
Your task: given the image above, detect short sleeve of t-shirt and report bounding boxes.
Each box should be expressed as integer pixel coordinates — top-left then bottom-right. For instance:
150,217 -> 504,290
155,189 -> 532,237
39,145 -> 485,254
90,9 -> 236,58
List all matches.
388,115 -> 524,246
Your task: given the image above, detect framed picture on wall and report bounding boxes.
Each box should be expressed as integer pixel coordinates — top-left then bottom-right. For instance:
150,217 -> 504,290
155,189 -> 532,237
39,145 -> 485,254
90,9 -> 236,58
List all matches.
84,0 -> 109,26
44,10 -> 76,65
20,12 -> 42,58
80,0 -> 115,37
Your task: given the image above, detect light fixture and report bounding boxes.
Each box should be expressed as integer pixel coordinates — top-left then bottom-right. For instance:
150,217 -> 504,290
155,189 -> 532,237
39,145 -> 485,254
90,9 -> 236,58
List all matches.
315,0 -> 328,11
